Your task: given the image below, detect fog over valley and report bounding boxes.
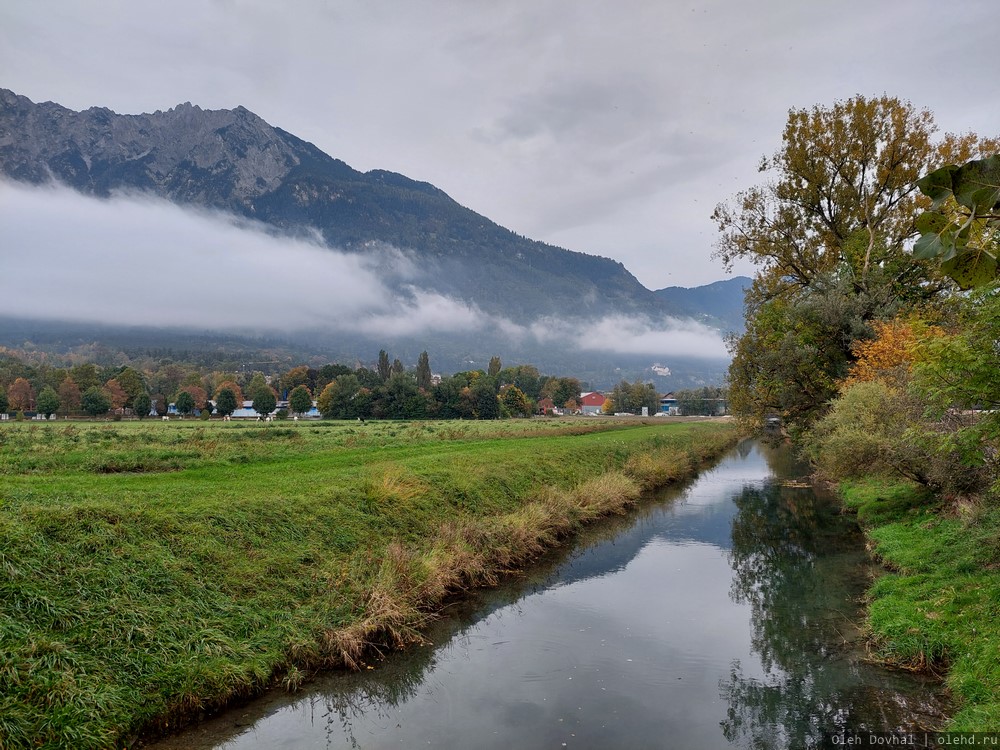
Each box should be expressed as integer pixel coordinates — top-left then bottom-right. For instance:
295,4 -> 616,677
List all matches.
0,180 -> 730,381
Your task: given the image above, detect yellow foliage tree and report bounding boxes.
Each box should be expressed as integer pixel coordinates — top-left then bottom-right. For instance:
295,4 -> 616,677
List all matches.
844,319 -> 942,387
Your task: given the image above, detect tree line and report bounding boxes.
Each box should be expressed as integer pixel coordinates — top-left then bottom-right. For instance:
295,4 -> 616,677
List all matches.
0,349 -> 666,421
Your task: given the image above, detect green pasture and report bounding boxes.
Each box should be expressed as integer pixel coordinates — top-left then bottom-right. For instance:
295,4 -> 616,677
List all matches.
0,418 -> 735,749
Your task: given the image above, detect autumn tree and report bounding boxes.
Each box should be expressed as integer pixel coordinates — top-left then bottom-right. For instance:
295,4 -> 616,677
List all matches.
844,319 -> 942,387
316,363 -> 353,393
58,377 -> 82,415
318,375 -> 363,419
289,384 -> 313,415
115,367 -> 147,408
104,379 -> 129,414
36,386 -> 60,418
282,366 -> 312,394
498,364 -> 542,400
391,358 -> 405,377
415,351 -> 432,390
177,385 -> 209,413
500,385 -> 532,417
715,95 -> 997,432
541,377 -> 581,409
488,356 -> 502,377
713,96 -> 987,305
8,377 -> 34,412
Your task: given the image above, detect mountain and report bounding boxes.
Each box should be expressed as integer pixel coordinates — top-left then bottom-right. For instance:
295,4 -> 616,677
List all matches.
0,89 -> 746,387
654,276 -> 750,335
0,89 -> 667,321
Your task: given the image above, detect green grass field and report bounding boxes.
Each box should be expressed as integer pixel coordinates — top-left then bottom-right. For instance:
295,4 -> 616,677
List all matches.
840,479 -> 1000,730
0,418 -> 736,749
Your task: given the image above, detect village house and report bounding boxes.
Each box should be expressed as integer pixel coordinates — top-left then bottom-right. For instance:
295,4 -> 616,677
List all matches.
579,391 -> 606,415
660,393 -> 679,415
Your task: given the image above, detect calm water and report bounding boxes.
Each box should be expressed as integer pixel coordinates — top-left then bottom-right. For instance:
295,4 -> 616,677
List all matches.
151,440 -> 946,749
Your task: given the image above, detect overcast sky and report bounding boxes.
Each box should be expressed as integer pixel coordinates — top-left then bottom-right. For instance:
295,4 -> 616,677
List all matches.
2,0 -> 998,289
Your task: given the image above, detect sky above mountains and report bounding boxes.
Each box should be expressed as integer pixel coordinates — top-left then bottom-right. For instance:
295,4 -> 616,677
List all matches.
2,0 -> 997,288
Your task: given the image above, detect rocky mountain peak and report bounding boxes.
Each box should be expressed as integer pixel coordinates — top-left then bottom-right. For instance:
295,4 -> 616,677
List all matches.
0,91 -> 299,206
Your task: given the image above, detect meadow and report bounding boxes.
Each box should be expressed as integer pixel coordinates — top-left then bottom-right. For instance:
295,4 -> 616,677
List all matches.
0,417 -> 736,749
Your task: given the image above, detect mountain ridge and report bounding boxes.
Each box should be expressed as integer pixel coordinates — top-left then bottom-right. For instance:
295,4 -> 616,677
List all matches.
0,88 -> 669,320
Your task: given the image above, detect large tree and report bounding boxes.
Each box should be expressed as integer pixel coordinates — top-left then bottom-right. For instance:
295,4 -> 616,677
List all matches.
714,95 -> 998,431
81,386 -> 111,418
8,377 -> 34,412
376,350 -> 391,382
133,392 -> 152,420
415,351 -> 432,390
713,96 -> 996,307
174,390 -> 195,416
251,387 -> 277,419
214,381 -> 244,407
282,366 -> 312,395
288,384 -> 313,416
58,377 -> 82,415
114,367 -> 147,409
317,375 -> 366,419
36,386 -> 60,418
214,387 -> 239,418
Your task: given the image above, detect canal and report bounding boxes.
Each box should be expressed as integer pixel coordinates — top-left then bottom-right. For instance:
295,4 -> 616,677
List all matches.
150,439 -> 946,749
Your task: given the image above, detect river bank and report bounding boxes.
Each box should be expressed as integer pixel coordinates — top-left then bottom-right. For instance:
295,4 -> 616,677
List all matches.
839,478 -> 1000,729
0,418 -> 736,749
149,438 -> 949,750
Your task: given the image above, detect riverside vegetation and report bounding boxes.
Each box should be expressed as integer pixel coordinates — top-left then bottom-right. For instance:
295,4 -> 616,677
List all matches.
0,417 -> 736,749
717,94 -> 999,730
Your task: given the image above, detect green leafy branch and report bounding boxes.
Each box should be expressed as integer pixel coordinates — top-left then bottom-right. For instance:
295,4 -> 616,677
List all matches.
913,154 -> 1000,288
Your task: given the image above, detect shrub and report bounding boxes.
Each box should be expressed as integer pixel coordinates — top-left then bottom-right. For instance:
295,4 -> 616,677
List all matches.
805,381 -> 921,479
805,380 -> 987,495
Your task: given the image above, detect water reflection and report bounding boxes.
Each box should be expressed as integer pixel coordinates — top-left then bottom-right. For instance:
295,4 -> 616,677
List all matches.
721,443 -> 945,748
149,441 -> 946,750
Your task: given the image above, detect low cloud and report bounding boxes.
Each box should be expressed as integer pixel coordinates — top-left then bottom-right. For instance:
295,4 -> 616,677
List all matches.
517,314 -> 729,360
0,180 -> 729,360
0,180 -> 482,336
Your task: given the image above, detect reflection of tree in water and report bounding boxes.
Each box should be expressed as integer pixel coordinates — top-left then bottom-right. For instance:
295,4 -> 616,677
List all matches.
728,482 -> 862,674
720,451 -> 939,749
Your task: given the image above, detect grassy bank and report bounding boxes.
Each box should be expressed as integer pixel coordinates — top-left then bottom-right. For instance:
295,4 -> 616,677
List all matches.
0,418 -> 736,749
840,479 -> 1000,729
